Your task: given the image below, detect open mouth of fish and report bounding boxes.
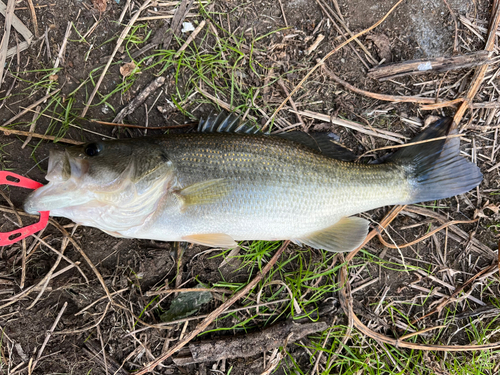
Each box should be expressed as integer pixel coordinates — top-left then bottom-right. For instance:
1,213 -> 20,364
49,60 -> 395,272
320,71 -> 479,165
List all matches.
23,150 -> 93,214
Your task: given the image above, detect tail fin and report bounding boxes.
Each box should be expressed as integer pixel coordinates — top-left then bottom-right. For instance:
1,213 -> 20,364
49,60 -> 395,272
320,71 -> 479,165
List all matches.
388,117 -> 482,203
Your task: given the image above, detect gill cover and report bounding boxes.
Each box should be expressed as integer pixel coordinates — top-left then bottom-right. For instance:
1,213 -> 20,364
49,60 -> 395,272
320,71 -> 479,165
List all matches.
24,139 -> 174,234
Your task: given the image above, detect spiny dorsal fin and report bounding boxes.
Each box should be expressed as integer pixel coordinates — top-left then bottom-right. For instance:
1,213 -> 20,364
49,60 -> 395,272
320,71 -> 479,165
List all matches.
197,112 -> 356,160
198,112 -> 261,134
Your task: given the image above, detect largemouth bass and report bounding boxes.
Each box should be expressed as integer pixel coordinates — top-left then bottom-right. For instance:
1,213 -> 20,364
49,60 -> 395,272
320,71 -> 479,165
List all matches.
24,114 -> 482,252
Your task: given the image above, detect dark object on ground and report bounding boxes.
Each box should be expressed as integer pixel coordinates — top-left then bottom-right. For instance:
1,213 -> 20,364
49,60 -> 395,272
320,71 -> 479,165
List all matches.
172,320 -> 328,365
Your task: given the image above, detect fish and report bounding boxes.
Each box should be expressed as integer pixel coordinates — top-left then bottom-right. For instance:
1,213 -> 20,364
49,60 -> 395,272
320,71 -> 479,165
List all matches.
23,114 -> 482,252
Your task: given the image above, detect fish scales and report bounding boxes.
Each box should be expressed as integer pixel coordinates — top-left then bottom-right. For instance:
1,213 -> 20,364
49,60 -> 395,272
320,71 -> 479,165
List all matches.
142,133 -> 410,240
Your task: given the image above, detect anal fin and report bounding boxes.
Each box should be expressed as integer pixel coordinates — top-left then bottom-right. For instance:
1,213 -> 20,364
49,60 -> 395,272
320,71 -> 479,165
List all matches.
182,233 -> 237,248
295,217 -> 369,252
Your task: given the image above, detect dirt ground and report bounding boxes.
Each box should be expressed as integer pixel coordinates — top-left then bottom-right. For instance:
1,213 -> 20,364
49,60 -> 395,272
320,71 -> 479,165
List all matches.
1,0 -> 500,374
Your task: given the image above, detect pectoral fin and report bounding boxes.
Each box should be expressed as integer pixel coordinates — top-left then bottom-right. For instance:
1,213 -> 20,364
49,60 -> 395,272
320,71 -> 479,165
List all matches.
176,178 -> 233,208
295,217 -> 369,252
182,233 -> 237,248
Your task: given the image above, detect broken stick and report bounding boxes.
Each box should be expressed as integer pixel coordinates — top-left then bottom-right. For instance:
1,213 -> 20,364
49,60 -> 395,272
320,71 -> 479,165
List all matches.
173,320 -> 327,365
368,51 -> 491,81
112,76 -> 165,123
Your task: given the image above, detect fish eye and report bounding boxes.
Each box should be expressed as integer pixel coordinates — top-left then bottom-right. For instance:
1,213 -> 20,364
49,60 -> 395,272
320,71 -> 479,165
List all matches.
84,143 -> 101,157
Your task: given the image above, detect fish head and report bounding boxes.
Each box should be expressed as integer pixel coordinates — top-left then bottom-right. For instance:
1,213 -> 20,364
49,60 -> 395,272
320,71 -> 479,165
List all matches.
24,139 -> 175,231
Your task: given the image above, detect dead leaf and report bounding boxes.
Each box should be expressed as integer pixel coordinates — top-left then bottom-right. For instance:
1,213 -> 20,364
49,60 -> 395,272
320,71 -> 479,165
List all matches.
49,74 -> 58,81
474,200 -> 500,218
91,0 -> 107,13
367,33 -> 392,63
120,62 -> 136,77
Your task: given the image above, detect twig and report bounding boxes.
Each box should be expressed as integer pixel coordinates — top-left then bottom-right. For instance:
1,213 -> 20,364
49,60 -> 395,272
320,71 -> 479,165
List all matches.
161,0 -> 194,50
118,0 -> 131,24
83,341 -> 129,375
2,88 -> 62,127
453,0 -> 500,128
377,218 -> 477,249
347,205 -> 406,263
0,33 -> 20,110
420,97 -> 464,110
124,298 -> 291,336
305,34 -> 325,56
316,0 -> 377,64
278,80 -> 305,130
174,20 -> 206,57
277,0 -> 288,27
324,255 -> 353,372
0,0 -> 34,58
27,239 -> 70,309
22,105 -> 41,148
81,0 -> 152,117
29,234 -> 88,283
0,0 -> 15,88
93,340 -> 114,375
113,76 -> 165,123
311,327 -> 333,375
357,133 -> 464,158
321,65 -> 438,104
30,302 -> 68,372
25,0 -> 40,38
263,0 -> 404,130
207,20 -> 226,60
196,86 -> 259,122
403,206 -> 494,258
55,302 -> 111,335
196,86 -> 231,111
400,325 -> 447,341
412,263 -> 498,323
174,242 -> 184,296
315,0 -> 370,69
89,118 -> 195,130
442,0 -> 458,53
338,262 -> 500,351
19,107 -> 115,139
295,109 -> 406,143
0,125 -> 82,145
134,241 -> 290,374
136,13 -> 196,21
49,21 -> 72,90
367,51 -> 490,81
75,288 -> 129,316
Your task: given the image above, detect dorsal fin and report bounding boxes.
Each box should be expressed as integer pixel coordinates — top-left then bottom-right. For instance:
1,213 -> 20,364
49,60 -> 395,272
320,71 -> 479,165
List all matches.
277,131 -> 357,161
197,112 -> 357,161
198,112 -> 261,134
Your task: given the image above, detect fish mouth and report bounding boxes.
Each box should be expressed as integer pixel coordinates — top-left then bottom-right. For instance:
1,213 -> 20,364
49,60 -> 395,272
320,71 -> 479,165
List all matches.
46,149 -> 89,182
24,150 -> 93,214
